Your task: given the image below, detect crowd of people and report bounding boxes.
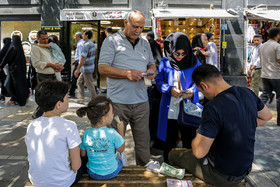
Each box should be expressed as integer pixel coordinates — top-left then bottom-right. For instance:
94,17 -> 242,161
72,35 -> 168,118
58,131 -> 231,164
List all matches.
0,9 -> 279,187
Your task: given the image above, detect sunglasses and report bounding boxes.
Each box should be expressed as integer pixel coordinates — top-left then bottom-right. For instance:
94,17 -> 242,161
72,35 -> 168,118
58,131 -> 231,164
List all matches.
173,52 -> 187,57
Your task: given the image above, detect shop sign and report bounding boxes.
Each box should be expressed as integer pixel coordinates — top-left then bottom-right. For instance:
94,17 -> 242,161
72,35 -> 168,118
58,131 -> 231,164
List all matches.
60,10 -> 129,21
222,42 -> 227,49
221,24 -> 228,30
42,26 -> 62,31
157,18 -> 162,38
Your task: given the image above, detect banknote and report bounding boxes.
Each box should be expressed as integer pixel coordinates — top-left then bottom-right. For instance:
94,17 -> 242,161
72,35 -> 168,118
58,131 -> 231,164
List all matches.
167,179 -> 193,187
159,162 -> 185,179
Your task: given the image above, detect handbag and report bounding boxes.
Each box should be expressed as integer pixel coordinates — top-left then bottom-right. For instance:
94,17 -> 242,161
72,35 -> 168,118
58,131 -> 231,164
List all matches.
177,99 -> 202,129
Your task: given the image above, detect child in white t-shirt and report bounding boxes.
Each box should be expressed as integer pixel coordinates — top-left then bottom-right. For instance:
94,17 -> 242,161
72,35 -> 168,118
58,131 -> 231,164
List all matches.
77,96 -> 125,180
25,80 -> 82,187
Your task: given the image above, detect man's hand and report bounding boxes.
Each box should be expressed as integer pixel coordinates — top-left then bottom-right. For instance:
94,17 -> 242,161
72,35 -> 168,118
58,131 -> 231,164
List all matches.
127,70 -> 144,82
171,87 -> 182,98
144,69 -> 156,80
54,63 -> 64,72
74,68 -> 80,78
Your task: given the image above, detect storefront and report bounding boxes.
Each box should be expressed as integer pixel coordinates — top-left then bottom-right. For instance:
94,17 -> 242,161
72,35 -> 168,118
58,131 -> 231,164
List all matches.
245,6 -> 280,72
60,8 -> 131,88
152,8 -> 237,69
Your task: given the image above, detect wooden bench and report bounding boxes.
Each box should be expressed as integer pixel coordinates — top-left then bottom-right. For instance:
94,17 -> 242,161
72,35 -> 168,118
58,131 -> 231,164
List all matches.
25,166 -> 249,187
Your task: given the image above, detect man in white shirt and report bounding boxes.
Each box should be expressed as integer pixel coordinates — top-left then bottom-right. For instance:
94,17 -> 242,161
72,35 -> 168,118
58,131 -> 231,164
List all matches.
69,32 -> 84,98
247,34 -> 262,96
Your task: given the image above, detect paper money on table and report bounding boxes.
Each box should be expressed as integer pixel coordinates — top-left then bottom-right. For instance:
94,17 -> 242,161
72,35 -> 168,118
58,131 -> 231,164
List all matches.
159,162 -> 185,179
167,179 -> 193,187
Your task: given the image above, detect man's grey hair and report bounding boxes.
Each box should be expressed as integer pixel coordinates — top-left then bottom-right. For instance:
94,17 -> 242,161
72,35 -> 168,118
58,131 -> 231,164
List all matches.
126,10 -> 145,23
75,32 -> 83,38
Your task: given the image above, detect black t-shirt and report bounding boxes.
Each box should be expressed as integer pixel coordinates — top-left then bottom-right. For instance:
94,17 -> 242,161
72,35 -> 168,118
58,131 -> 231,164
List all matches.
198,86 -> 264,176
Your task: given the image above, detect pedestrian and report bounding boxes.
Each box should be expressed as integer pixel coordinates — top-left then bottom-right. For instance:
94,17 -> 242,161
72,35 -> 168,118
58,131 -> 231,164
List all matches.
74,30 -> 97,104
259,27 -> 280,126
169,64 -> 272,186
77,96 -> 125,179
146,31 -> 164,149
98,10 -> 156,166
192,33 -> 209,64
0,37 -> 11,101
69,32 -> 84,98
34,35 -> 66,81
105,26 -> 113,37
31,30 -> 64,118
25,80 -> 82,187
205,32 -> 219,69
247,34 -> 263,96
156,32 -> 201,163
0,35 -> 29,106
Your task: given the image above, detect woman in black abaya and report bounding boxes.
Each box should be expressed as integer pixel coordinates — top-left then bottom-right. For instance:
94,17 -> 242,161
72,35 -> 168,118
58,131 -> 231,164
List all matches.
0,35 -> 29,106
0,37 -> 11,101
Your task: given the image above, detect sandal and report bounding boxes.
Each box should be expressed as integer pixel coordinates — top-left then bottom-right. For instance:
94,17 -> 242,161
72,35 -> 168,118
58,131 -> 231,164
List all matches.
4,100 -> 17,106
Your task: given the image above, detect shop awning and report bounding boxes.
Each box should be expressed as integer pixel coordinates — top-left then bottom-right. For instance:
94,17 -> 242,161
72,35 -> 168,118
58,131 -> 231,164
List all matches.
60,9 -> 130,21
152,8 -> 238,19
245,9 -> 280,21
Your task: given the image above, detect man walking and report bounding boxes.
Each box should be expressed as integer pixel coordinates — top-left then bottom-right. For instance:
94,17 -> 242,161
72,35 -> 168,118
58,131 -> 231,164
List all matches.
259,27 -> 280,126
31,30 -> 64,118
98,10 -> 156,166
74,30 -> 96,103
69,32 -> 84,98
169,64 -> 272,186
247,34 -> 262,96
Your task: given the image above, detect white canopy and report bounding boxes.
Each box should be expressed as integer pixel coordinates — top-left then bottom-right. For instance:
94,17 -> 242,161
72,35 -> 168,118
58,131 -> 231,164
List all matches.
152,8 -> 238,19
245,9 -> 280,21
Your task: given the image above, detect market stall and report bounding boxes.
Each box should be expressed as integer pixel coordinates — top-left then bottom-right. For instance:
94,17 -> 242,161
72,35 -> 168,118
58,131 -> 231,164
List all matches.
152,8 -> 238,66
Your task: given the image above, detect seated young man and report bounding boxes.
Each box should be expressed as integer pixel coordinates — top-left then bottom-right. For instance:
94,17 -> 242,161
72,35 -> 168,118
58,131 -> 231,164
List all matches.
169,64 -> 272,186
25,80 -> 82,187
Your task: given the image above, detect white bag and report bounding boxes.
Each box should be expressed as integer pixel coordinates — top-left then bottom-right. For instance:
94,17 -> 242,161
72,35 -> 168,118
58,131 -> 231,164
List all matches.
116,151 -> 128,166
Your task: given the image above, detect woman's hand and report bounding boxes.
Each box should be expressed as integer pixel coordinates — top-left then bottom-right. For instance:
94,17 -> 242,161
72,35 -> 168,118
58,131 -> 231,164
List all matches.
181,90 -> 194,99
171,87 -> 182,98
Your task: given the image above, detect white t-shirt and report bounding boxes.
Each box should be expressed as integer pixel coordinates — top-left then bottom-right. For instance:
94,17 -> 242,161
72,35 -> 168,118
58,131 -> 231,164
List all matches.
25,116 -> 82,187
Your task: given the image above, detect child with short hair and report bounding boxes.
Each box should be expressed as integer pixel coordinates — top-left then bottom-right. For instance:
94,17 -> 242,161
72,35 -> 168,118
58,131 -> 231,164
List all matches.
77,96 -> 125,180
25,80 -> 82,187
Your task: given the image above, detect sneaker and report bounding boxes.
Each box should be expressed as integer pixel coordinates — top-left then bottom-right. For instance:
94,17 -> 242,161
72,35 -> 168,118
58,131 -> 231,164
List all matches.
268,93 -> 275,104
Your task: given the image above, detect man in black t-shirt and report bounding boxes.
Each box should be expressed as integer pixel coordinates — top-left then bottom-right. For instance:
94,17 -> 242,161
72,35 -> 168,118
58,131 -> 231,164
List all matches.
169,64 -> 272,186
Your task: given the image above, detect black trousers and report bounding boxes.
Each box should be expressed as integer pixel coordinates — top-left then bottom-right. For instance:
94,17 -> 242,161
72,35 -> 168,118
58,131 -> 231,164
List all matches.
69,60 -> 79,96
163,119 -> 197,163
260,78 -> 280,125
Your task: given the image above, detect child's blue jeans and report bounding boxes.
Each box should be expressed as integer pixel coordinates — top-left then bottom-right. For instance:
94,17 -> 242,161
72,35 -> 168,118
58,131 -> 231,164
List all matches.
87,158 -> 123,180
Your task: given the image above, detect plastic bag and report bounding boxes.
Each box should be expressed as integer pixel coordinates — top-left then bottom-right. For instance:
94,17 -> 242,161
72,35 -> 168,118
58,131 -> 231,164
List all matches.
116,151 -> 128,166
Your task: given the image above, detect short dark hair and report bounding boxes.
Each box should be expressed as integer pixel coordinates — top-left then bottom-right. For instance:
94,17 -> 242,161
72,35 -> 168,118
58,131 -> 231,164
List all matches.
37,30 -> 48,38
84,30 -> 93,39
192,64 -> 222,86
253,34 -> 262,39
76,96 -> 113,127
268,27 -> 280,39
147,31 -> 155,39
48,35 -> 59,45
105,27 -> 113,34
76,32 -> 83,39
35,80 -> 69,112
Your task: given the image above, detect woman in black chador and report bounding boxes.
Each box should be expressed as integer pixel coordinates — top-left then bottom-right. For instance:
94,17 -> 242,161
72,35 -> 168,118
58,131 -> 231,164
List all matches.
0,37 -> 11,101
0,35 -> 29,106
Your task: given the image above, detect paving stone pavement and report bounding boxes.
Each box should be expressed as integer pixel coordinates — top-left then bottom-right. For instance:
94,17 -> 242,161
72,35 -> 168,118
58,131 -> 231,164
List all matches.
0,93 -> 279,187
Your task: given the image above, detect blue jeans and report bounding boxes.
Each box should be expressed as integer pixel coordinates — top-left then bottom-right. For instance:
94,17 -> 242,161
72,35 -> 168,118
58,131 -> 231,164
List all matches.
87,158 -> 123,180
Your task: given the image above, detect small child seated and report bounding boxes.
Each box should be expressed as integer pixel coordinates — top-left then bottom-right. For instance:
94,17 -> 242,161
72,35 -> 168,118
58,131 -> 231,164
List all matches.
25,80 -> 82,186
77,96 -> 125,180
